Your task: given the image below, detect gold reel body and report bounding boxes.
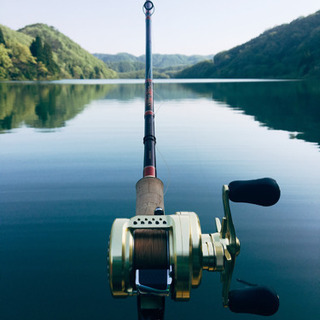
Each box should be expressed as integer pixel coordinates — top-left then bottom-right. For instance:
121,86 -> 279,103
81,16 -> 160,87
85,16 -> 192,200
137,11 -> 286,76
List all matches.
108,211 -> 238,302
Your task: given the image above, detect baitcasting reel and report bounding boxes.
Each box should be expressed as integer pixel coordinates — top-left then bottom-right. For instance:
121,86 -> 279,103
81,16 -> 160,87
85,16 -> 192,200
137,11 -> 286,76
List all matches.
108,178 -> 280,316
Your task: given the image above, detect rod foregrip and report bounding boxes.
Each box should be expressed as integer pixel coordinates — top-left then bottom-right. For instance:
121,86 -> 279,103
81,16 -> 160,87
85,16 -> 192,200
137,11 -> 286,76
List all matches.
136,177 -> 164,215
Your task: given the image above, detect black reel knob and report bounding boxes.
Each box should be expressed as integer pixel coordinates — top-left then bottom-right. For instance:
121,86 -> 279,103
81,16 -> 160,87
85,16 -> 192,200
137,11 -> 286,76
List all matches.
228,178 -> 280,206
228,286 -> 279,316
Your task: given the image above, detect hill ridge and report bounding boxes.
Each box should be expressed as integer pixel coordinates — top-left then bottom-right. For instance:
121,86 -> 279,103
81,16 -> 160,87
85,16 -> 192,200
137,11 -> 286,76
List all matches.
176,10 -> 320,79
0,23 -> 116,80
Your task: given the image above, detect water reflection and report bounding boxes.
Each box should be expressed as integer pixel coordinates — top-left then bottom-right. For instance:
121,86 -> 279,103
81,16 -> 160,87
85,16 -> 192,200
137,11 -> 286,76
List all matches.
0,82 -> 201,132
102,82 -> 200,101
183,81 -> 320,147
1,80 -> 319,320
0,83 -> 113,131
1,80 -> 319,147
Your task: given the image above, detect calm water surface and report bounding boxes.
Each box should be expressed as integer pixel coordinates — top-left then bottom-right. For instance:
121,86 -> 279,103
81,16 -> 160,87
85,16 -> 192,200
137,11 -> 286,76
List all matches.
0,80 -> 319,320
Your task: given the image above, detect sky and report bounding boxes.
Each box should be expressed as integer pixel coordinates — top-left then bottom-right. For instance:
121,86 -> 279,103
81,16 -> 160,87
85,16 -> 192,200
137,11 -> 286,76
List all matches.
1,0 -> 319,56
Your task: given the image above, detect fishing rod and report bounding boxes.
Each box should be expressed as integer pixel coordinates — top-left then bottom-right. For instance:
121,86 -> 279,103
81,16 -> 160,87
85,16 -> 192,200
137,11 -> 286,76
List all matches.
143,0 -> 156,179
108,2 -> 281,319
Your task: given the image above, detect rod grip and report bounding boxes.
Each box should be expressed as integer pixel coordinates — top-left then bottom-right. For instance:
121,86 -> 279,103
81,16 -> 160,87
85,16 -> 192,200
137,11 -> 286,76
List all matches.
136,177 -> 164,215
228,286 -> 279,316
228,178 -> 280,206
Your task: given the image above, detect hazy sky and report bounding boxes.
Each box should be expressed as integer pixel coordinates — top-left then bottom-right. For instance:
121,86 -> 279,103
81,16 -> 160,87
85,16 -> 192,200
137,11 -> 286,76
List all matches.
1,0 -> 319,56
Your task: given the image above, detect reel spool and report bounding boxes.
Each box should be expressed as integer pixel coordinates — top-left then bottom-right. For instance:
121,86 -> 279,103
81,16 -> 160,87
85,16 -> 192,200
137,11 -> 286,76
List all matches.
108,178 -> 280,315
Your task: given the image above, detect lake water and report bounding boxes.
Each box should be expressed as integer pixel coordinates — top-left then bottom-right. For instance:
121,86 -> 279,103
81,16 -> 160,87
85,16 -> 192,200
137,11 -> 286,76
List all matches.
0,79 -> 319,320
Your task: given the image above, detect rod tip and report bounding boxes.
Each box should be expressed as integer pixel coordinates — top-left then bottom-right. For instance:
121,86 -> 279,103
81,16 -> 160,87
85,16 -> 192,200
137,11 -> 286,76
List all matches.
143,1 -> 155,14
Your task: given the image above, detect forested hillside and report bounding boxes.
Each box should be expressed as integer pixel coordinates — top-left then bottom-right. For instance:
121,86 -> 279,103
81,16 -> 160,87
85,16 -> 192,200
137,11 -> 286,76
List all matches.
0,24 -> 116,80
176,11 -> 320,79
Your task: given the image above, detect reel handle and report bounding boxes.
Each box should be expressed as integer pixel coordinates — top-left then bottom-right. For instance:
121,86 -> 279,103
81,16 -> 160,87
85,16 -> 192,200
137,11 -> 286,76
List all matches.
220,178 -> 281,313
228,178 -> 280,206
228,286 -> 279,316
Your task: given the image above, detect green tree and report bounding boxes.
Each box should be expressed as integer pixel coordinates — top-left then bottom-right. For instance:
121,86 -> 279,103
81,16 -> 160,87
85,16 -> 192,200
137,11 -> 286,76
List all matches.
9,41 -> 37,79
0,44 -> 13,79
0,28 -> 6,46
29,36 -> 59,78
30,36 -> 44,61
43,42 -> 60,74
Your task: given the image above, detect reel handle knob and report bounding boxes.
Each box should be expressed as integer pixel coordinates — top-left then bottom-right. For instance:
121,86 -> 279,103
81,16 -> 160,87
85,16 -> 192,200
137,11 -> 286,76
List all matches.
228,286 -> 279,316
228,178 -> 280,206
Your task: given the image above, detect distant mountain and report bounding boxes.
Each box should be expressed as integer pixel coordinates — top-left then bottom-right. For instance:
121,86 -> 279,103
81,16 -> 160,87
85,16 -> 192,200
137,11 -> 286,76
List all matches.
176,11 -> 320,79
94,53 -> 213,78
94,53 -> 139,64
0,23 -> 116,80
